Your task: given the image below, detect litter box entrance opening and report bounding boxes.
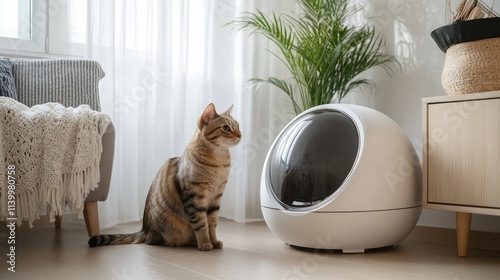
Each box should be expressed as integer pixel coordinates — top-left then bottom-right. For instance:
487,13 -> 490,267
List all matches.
268,109 -> 359,209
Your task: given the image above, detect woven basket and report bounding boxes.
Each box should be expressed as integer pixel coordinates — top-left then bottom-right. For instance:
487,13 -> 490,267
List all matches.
441,37 -> 500,95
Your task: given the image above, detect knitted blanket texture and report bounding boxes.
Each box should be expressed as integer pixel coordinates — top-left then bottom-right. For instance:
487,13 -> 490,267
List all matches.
0,97 -> 111,226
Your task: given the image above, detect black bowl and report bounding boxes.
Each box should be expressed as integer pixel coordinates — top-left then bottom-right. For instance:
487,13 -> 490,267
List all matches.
431,17 -> 500,53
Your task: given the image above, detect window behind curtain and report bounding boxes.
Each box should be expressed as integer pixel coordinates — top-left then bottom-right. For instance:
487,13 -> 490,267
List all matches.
0,0 -> 46,53
48,0 -> 87,56
0,0 -> 86,57
0,0 -> 31,40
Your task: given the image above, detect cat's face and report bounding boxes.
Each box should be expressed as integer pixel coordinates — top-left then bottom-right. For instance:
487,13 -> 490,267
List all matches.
198,103 -> 241,148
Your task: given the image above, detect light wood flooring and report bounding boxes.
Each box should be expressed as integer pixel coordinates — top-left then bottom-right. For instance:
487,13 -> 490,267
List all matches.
1,217 -> 500,280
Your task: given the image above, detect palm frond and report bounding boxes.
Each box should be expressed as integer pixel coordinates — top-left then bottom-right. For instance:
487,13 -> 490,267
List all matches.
247,77 -> 304,114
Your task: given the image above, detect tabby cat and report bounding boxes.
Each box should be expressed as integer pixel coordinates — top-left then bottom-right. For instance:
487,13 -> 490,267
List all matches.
88,103 -> 241,251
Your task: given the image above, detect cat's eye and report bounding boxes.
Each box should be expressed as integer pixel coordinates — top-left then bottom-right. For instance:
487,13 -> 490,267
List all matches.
222,125 -> 230,132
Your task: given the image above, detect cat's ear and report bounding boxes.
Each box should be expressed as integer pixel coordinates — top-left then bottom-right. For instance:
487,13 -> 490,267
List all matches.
223,105 -> 234,116
199,103 -> 218,129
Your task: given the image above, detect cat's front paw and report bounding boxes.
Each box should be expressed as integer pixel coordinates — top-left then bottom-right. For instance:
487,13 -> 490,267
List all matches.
212,240 -> 223,249
198,242 -> 214,251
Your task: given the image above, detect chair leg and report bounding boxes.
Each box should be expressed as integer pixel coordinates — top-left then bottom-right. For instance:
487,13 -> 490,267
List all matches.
55,215 -> 62,229
83,201 -> 100,237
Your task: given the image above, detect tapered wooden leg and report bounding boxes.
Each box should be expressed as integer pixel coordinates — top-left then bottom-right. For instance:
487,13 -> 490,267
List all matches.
55,215 -> 62,229
456,212 -> 472,257
83,201 -> 100,237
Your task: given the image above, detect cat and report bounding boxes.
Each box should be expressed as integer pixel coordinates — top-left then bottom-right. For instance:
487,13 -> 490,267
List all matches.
88,103 -> 241,251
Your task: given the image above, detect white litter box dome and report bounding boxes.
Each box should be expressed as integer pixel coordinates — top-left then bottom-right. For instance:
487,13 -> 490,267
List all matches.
261,104 -> 422,253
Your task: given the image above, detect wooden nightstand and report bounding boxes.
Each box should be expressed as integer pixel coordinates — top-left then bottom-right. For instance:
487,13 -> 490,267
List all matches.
422,91 -> 500,257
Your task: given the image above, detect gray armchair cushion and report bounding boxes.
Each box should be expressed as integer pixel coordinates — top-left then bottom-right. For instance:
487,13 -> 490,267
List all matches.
11,59 -> 104,111
0,57 -> 18,100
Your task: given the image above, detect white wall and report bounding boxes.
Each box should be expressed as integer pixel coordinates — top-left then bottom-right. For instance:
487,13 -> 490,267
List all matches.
344,0 -> 500,233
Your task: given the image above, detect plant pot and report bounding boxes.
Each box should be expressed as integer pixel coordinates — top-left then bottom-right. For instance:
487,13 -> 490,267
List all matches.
431,18 -> 500,95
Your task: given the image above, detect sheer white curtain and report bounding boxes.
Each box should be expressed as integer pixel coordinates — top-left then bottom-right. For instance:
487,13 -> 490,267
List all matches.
84,0 -> 295,228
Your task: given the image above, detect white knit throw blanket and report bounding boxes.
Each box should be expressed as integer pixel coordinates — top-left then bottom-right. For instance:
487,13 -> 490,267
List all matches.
0,97 -> 111,227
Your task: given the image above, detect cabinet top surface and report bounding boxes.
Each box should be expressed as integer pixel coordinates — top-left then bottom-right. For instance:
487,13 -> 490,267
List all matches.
423,91 -> 500,104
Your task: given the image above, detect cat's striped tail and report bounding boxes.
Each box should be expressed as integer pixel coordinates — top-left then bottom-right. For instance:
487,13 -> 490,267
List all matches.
88,231 -> 145,247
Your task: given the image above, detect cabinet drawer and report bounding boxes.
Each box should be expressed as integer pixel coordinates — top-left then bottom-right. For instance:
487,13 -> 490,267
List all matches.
425,98 -> 500,209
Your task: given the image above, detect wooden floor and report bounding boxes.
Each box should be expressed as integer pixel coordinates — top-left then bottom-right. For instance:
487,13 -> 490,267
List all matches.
1,217 -> 500,280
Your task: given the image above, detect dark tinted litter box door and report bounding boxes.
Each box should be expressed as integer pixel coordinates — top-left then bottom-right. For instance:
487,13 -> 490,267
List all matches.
268,109 -> 359,209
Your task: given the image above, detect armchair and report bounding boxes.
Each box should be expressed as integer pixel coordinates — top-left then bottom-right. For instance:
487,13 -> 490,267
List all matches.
10,58 -> 114,237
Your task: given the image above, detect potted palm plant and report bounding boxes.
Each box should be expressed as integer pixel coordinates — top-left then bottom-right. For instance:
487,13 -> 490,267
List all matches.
230,0 -> 399,114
